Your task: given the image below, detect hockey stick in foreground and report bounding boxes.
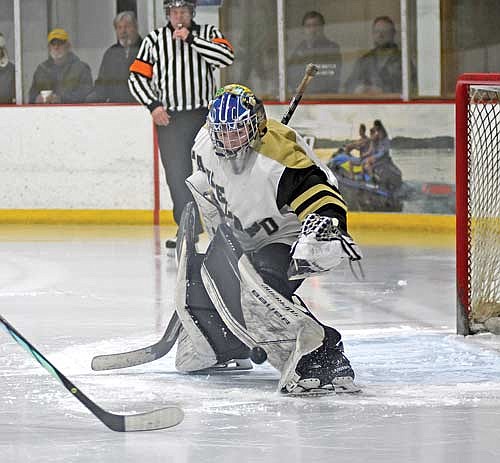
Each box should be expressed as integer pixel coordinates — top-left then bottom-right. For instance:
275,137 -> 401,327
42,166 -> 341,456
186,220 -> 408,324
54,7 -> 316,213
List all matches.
0,314 -> 183,431
90,64 -> 320,372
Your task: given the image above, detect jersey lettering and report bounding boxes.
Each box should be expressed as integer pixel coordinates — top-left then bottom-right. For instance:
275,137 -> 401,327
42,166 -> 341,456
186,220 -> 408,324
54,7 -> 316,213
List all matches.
195,154 -> 280,238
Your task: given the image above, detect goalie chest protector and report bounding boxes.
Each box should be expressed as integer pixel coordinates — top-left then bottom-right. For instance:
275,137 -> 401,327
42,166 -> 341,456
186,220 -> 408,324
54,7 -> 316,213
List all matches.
191,120 -> 318,251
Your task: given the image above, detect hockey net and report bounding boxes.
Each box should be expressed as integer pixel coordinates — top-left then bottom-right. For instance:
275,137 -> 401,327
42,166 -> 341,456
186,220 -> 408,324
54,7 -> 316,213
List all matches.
456,74 -> 500,335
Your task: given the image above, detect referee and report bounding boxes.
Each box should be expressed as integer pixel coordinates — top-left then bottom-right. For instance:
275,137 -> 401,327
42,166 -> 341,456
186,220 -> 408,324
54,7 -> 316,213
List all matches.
128,0 -> 234,247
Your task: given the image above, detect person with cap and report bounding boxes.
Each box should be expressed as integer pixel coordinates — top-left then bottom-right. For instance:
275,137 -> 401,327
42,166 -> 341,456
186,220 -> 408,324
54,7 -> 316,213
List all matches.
29,28 -> 93,104
0,32 -> 15,104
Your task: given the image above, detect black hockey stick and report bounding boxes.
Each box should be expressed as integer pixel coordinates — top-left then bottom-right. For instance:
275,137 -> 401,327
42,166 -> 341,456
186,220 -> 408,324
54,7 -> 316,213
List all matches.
0,314 -> 183,431
281,63 -> 319,125
90,203 -> 194,371
91,311 -> 181,371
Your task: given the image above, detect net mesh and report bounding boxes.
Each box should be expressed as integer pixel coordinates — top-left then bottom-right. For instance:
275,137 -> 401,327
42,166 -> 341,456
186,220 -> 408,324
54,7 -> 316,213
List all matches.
468,86 -> 500,325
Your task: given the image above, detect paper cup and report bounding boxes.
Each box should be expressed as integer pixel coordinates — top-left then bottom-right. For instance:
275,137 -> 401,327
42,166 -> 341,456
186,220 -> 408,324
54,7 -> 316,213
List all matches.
40,90 -> 53,102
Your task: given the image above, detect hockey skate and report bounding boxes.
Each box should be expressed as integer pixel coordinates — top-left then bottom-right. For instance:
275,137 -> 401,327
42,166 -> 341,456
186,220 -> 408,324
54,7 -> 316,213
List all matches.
281,329 -> 361,396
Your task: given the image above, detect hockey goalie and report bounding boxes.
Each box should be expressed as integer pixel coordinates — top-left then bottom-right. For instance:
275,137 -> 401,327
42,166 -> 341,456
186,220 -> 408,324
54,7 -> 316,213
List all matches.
174,84 -> 362,395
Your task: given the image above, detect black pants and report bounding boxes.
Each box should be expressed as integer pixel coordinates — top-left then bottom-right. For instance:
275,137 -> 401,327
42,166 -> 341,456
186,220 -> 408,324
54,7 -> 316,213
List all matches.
250,243 -> 304,300
157,108 -> 208,232
251,243 -> 341,345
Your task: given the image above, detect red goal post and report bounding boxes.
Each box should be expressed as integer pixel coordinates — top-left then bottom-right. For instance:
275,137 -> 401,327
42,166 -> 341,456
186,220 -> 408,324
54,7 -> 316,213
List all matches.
456,73 -> 500,335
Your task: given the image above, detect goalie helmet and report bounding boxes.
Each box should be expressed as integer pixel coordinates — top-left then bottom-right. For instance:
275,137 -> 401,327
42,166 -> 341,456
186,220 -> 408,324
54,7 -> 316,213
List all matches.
164,0 -> 197,17
207,84 -> 267,163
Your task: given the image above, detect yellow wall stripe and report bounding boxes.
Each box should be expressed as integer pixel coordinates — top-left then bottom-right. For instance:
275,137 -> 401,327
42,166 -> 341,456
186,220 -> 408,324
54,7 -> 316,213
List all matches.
0,210 -> 175,225
348,212 -> 455,233
0,209 -> 455,233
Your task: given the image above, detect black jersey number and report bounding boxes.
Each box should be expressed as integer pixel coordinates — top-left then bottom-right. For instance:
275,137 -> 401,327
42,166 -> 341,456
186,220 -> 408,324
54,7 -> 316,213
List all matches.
244,217 -> 279,237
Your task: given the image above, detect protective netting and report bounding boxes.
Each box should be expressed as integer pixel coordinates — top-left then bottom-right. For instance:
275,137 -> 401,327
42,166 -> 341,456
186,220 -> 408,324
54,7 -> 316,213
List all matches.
468,86 -> 500,326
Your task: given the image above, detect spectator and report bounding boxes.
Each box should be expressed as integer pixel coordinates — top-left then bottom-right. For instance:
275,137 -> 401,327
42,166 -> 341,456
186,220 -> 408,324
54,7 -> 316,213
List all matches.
29,28 -> 93,104
345,16 -> 414,95
89,11 -> 142,103
0,33 -> 15,104
129,0 -> 234,248
288,11 -> 342,93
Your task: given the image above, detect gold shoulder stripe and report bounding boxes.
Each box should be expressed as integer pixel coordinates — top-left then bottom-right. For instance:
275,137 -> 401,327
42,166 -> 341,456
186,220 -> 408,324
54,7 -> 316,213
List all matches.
290,184 -> 345,211
297,197 -> 347,222
258,119 -> 314,169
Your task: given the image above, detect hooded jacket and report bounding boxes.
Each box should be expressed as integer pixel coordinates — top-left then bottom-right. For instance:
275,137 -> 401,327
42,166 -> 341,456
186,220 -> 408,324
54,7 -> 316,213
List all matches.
29,51 -> 93,103
0,61 -> 15,104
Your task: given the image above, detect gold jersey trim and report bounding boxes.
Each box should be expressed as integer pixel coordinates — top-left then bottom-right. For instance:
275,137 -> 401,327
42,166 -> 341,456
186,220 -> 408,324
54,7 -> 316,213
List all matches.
297,197 -> 347,222
290,184 -> 345,211
257,119 -> 314,169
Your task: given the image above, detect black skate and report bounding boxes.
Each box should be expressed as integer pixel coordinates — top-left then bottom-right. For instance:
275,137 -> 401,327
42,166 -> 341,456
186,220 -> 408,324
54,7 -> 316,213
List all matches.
281,329 -> 361,396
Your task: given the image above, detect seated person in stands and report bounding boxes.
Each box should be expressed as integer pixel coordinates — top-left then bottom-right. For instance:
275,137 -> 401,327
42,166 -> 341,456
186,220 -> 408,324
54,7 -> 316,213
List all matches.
288,11 -> 342,93
344,16 -> 415,95
29,28 -> 93,104
0,33 -> 15,104
88,11 -> 142,103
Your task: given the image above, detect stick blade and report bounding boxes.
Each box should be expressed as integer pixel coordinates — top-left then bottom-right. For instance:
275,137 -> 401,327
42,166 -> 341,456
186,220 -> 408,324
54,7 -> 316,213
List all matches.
91,347 -> 160,371
119,406 -> 184,432
91,313 -> 181,371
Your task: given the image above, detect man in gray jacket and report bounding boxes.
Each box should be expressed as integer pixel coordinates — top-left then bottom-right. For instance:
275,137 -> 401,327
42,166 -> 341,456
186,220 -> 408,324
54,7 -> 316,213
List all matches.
345,16 -> 415,95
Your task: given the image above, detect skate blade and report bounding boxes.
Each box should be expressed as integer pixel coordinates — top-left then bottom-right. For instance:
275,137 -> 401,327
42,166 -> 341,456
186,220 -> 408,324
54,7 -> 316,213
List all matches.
284,387 -> 334,397
332,377 -> 362,393
189,358 -> 253,374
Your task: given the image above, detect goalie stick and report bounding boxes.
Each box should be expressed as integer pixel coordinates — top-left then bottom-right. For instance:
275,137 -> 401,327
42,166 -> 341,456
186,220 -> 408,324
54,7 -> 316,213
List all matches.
91,312 -> 181,371
90,65 -> 320,371
0,314 -> 183,431
281,63 -> 319,125
89,199 -> 195,371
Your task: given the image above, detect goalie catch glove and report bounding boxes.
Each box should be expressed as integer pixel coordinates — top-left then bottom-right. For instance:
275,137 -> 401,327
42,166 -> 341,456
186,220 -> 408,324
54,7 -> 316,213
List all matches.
288,213 -> 362,280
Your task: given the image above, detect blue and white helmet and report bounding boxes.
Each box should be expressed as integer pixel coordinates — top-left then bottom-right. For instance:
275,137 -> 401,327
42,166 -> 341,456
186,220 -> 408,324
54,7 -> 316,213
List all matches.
207,84 -> 267,160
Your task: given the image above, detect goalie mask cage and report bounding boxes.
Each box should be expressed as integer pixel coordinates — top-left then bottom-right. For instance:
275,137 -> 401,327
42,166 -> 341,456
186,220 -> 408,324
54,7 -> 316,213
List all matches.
456,73 -> 500,335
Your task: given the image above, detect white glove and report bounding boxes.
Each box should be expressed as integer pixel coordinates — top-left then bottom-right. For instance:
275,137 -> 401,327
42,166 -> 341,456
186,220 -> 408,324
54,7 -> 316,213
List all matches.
288,214 -> 362,280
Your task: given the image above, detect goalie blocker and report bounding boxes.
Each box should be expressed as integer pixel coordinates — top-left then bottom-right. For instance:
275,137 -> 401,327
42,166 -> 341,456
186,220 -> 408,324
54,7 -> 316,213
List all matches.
174,202 -> 360,394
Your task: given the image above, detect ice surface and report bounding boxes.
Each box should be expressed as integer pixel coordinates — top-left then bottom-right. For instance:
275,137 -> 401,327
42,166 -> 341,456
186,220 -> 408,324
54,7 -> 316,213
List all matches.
1,226 -> 500,463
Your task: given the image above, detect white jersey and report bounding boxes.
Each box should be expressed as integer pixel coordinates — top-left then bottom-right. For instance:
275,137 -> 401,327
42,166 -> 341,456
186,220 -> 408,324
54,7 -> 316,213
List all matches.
189,119 -> 342,252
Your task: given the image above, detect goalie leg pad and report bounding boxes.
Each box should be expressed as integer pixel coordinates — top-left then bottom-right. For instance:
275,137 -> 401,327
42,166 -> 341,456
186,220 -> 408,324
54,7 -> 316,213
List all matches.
175,204 -> 250,373
200,224 -> 327,390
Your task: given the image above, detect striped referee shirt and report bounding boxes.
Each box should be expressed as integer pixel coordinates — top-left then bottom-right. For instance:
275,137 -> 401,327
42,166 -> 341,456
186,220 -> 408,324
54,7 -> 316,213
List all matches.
128,21 -> 234,112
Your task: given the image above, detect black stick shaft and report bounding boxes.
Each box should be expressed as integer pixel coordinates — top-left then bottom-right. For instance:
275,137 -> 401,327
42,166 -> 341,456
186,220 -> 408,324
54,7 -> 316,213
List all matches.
0,314 -> 183,431
281,63 -> 318,126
